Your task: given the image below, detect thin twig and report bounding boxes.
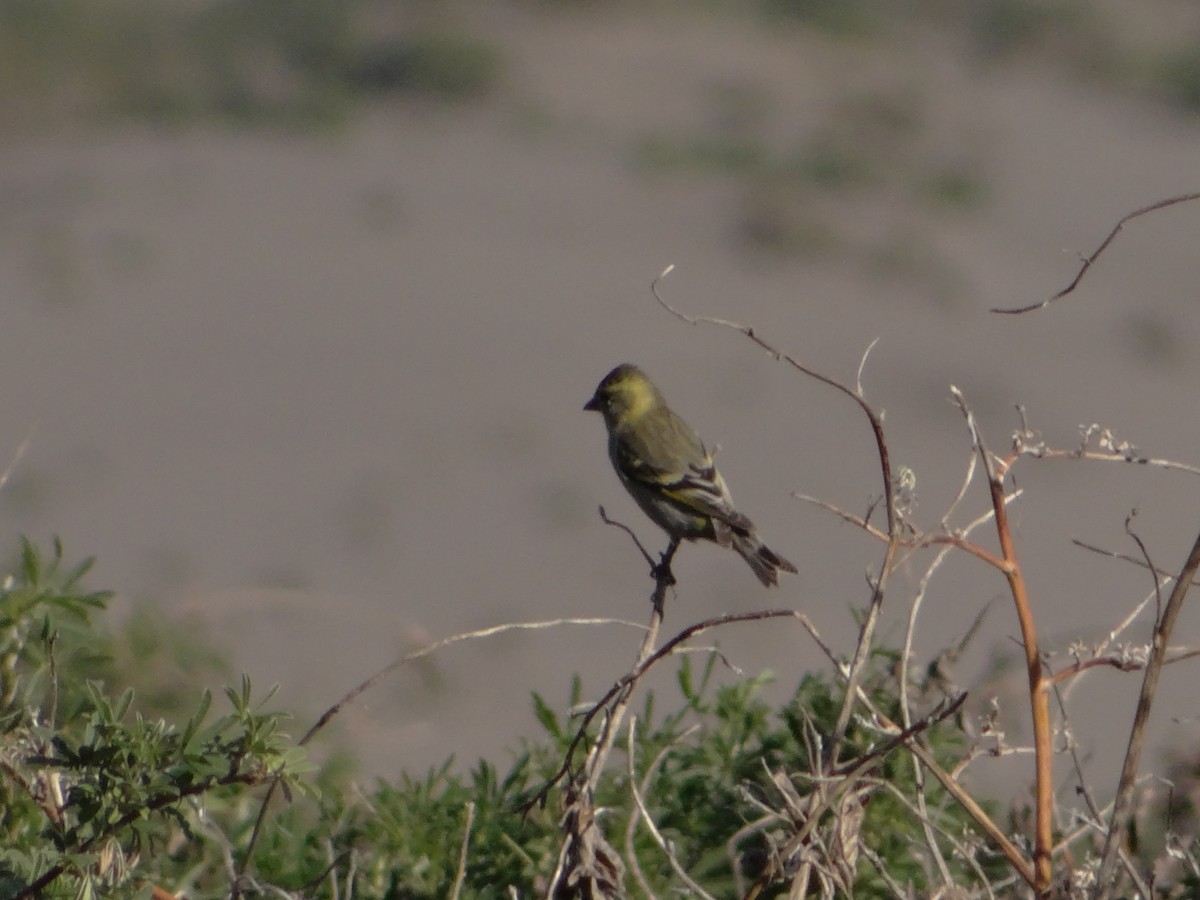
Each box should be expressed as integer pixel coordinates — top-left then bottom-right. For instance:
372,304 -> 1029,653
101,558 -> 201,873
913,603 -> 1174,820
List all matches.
0,759 -> 60,826
1126,512 -> 1163,622
1016,433 -> 1200,478
792,494 -> 889,541
858,844 -> 910,900
531,609 -> 813,809
625,718 -> 715,899
236,615 -> 646,887
898,543 -> 957,888
793,490 -> 1018,571
624,724 -> 701,900
1074,539 -> 1200,587
906,739 -> 1037,889
650,265 -> 901,754
870,777 -> 998,898
941,446 -> 980,529
991,192 -> 1200,314
299,845 -> 349,897
744,694 -> 969,897
0,431 -> 33,494
1095,586 -> 1157,661
1095,528 -> 1200,896
304,617 -> 648,747
598,505 -> 657,571
449,802 -> 475,900
343,850 -> 357,900
1051,686 -> 1153,899
624,807 -> 656,900
856,338 -> 881,397
582,543 -> 670,787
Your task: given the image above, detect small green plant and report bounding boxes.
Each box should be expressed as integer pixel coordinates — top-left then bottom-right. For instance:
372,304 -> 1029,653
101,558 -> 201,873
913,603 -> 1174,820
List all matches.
0,539 -> 314,900
0,535 -> 1002,897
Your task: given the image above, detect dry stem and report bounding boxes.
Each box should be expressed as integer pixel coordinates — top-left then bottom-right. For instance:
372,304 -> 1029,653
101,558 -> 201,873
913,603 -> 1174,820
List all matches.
952,386 -> 1053,892
1093,528 -> 1200,896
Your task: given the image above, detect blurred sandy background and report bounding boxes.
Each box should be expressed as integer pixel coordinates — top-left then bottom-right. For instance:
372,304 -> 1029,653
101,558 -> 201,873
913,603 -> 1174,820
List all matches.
2,1 -> 1200,795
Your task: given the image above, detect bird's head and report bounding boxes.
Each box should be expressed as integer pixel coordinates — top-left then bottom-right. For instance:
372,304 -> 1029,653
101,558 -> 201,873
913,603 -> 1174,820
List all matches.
584,364 -> 662,428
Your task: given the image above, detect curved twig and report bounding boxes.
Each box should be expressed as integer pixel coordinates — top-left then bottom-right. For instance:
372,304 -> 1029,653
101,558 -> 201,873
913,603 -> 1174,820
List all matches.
991,192 -> 1200,314
650,265 -> 900,756
236,615 -> 648,890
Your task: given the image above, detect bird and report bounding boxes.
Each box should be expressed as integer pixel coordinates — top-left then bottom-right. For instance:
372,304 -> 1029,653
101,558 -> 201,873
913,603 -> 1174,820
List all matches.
584,363 -> 796,587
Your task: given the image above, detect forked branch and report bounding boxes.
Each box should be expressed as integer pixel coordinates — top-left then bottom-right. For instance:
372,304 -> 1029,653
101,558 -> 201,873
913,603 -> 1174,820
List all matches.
951,386 -> 1053,892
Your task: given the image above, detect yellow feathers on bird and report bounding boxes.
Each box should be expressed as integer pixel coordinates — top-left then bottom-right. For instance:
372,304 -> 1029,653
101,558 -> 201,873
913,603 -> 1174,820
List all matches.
585,363 -> 796,587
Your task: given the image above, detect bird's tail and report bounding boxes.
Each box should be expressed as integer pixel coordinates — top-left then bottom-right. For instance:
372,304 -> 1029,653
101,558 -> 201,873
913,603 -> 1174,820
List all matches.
732,532 -> 798,587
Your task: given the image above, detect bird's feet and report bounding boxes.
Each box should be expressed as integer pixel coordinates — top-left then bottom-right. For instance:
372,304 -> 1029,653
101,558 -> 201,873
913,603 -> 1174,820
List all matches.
651,540 -> 680,586
650,558 -> 677,586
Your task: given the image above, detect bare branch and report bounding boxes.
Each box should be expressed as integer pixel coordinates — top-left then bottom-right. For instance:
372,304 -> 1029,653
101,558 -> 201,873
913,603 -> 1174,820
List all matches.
1073,539 -> 1200,586
941,445 -> 980,529
235,615 -> 646,883
598,505 -> 658,571
856,337 -> 881,398
906,739 -> 1037,889
623,724 -> 701,900
1015,426 -> 1200,477
951,386 -> 1054,891
792,493 -> 889,541
532,609 -> 816,810
546,550 -> 674,898
898,540 -> 957,889
1124,510 -> 1164,622
625,718 -> 715,899
794,489 -> 1017,571
1051,688 -> 1154,898
651,265 -> 902,752
1095,528 -> 1200,895
302,617 -> 647,747
991,191 -> 1200,314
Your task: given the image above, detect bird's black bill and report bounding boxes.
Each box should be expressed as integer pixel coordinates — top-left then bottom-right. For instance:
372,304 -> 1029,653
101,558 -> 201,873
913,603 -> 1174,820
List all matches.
583,395 -> 600,412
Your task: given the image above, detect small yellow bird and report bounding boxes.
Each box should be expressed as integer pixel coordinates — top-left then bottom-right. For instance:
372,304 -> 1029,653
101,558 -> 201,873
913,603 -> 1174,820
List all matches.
585,363 -> 796,587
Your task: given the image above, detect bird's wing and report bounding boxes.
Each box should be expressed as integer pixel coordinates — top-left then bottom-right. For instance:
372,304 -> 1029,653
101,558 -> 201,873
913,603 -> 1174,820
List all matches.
614,415 -> 755,532
657,459 -> 755,532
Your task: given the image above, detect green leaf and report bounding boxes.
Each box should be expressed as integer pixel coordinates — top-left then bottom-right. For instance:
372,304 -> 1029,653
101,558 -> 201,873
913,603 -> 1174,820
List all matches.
182,689 -> 213,748
530,693 -> 562,741
20,537 -> 40,586
112,687 -> 135,722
